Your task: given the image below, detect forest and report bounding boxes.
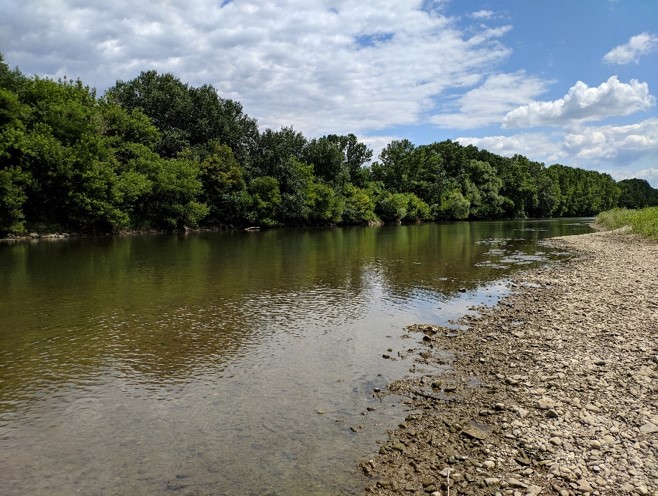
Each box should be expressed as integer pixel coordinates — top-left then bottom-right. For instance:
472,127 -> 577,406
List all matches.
1,53 -> 657,235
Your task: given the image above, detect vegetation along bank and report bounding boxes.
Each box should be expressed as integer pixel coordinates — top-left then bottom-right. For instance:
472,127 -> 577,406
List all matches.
2,53 -> 658,237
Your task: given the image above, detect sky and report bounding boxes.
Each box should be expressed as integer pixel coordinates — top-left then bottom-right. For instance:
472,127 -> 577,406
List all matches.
1,0 -> 657,185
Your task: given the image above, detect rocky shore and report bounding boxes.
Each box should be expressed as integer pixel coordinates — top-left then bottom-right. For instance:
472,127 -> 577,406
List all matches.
361,230 -> 658,495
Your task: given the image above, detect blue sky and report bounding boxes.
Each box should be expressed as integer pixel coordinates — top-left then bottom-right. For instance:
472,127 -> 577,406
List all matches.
1,0 -> 657,184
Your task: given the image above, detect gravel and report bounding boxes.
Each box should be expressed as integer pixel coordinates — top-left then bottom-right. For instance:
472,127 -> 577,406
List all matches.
361,230 -> 658,496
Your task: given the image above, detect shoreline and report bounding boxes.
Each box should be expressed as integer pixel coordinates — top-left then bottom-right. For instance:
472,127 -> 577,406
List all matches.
362,230 -> 657,495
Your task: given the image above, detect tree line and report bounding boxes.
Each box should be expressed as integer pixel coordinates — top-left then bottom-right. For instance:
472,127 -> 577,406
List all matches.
1,54 -> 657,235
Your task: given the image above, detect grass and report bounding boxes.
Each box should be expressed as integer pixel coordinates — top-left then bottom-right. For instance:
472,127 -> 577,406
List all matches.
595,206 -> 658,238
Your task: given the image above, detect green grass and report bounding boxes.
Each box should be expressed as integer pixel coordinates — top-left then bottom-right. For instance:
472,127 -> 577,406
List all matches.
595,207 -> 658,237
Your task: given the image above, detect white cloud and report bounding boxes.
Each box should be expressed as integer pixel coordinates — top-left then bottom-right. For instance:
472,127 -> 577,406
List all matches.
634,168 -> 658,184
603,32 -> 658,64
471,10 -> 494,19
456,133 -> 567,163
457,118 -> 658,180
0,0 -> 513,137
503,76 -> 655,128
563,118 -> 658,161
431,72 -> 551,129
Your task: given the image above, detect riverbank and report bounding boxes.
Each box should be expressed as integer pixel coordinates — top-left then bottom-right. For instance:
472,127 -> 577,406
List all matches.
362,230 -> 658,495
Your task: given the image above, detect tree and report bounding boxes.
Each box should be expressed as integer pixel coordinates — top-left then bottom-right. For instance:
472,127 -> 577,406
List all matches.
371,139 -> 415,193
618,179 -> 658,208
198,141 -> 252,224
342,184 -> 377,224
303,136 -> 348,189
249,176 -> 282,226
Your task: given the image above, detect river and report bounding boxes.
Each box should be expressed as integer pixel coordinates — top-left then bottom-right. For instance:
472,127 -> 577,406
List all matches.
0,219 -> 592,495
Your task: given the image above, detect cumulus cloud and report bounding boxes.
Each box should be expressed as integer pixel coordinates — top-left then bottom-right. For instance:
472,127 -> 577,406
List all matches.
456,133 -> 567,163
0,0 -> 513,137
563,118 -> 658,161
502,76 -> 655,128
431,72 -> 550,128
457,118 -> 658,181
603,32 -> 658,64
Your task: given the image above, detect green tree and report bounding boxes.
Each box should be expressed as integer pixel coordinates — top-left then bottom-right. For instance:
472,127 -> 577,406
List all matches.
248,176 -> 282,226
198,141 -> 252,224
342,184 -> 377,224
617,179 -> 658,208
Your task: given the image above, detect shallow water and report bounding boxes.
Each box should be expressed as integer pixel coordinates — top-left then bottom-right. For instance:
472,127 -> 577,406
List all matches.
0,219 -> 592,495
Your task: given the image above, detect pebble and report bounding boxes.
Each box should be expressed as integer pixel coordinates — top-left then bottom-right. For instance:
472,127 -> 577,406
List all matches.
362,234 -> 658,496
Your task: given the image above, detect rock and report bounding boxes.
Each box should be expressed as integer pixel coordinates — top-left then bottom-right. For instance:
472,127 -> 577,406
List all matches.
461,421 -> 490,440
526,485 -> 543,496
483,460 -> 495,469
514,455 -> 531,466
517,408 -> 530,418
485,477 -> 501,486
508,477 -> 528,489
575,479 -> 594,492
639,422 -> 658,434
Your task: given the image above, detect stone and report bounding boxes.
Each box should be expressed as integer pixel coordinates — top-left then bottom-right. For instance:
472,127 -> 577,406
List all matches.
508,477 -> 528,489
639,422 -> 658,434
461,421 -> 490,440
485,477 -> 501,486
527,485 -> 543,496
575,479 -> 594,492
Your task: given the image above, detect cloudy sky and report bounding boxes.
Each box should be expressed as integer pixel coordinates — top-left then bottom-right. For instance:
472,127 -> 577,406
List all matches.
1,0 -> 657,184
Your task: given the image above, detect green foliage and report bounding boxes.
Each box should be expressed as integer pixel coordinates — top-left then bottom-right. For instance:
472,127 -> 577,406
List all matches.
342,185 -> 377,224
249,176 -> 282,226
596,207 -> 658,237
0,166 -> 29,233
376,192 -> 430,223
617,179 -> 658,209
0,52 -> 655,235
307,182 -> 344,223
199,141 -> 251,224
436,189 -> 470,220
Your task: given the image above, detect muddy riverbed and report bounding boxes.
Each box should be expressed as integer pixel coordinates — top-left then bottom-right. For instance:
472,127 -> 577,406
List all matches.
362,230 -> 658,495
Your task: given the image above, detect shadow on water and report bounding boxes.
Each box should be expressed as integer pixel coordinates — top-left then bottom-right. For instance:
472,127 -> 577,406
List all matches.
0,218 -> 592,495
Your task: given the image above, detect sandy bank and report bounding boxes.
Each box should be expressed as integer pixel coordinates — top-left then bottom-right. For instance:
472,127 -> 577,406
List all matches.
361,230 -> 658,495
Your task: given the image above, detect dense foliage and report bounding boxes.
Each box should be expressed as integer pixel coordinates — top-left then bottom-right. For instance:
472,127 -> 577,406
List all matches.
596,207 -> 658,237
1,54 -> 656,235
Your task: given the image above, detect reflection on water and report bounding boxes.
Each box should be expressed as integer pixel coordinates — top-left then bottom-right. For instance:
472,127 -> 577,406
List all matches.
0,219 -> 592,495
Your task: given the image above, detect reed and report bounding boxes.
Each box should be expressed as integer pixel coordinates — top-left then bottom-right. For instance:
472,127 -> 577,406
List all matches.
595,207 -> 658,237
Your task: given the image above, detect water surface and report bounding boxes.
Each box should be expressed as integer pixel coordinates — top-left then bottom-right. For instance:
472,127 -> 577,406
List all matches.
0,219 -> 592,495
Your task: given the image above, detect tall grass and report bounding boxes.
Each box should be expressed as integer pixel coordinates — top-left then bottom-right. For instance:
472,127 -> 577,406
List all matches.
595,207 -> 658,237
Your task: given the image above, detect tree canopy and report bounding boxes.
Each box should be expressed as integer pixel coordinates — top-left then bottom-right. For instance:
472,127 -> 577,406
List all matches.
1,53 -> 656,235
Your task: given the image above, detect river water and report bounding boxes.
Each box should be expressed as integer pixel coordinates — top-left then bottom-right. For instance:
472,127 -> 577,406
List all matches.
0,219 -> 592,495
